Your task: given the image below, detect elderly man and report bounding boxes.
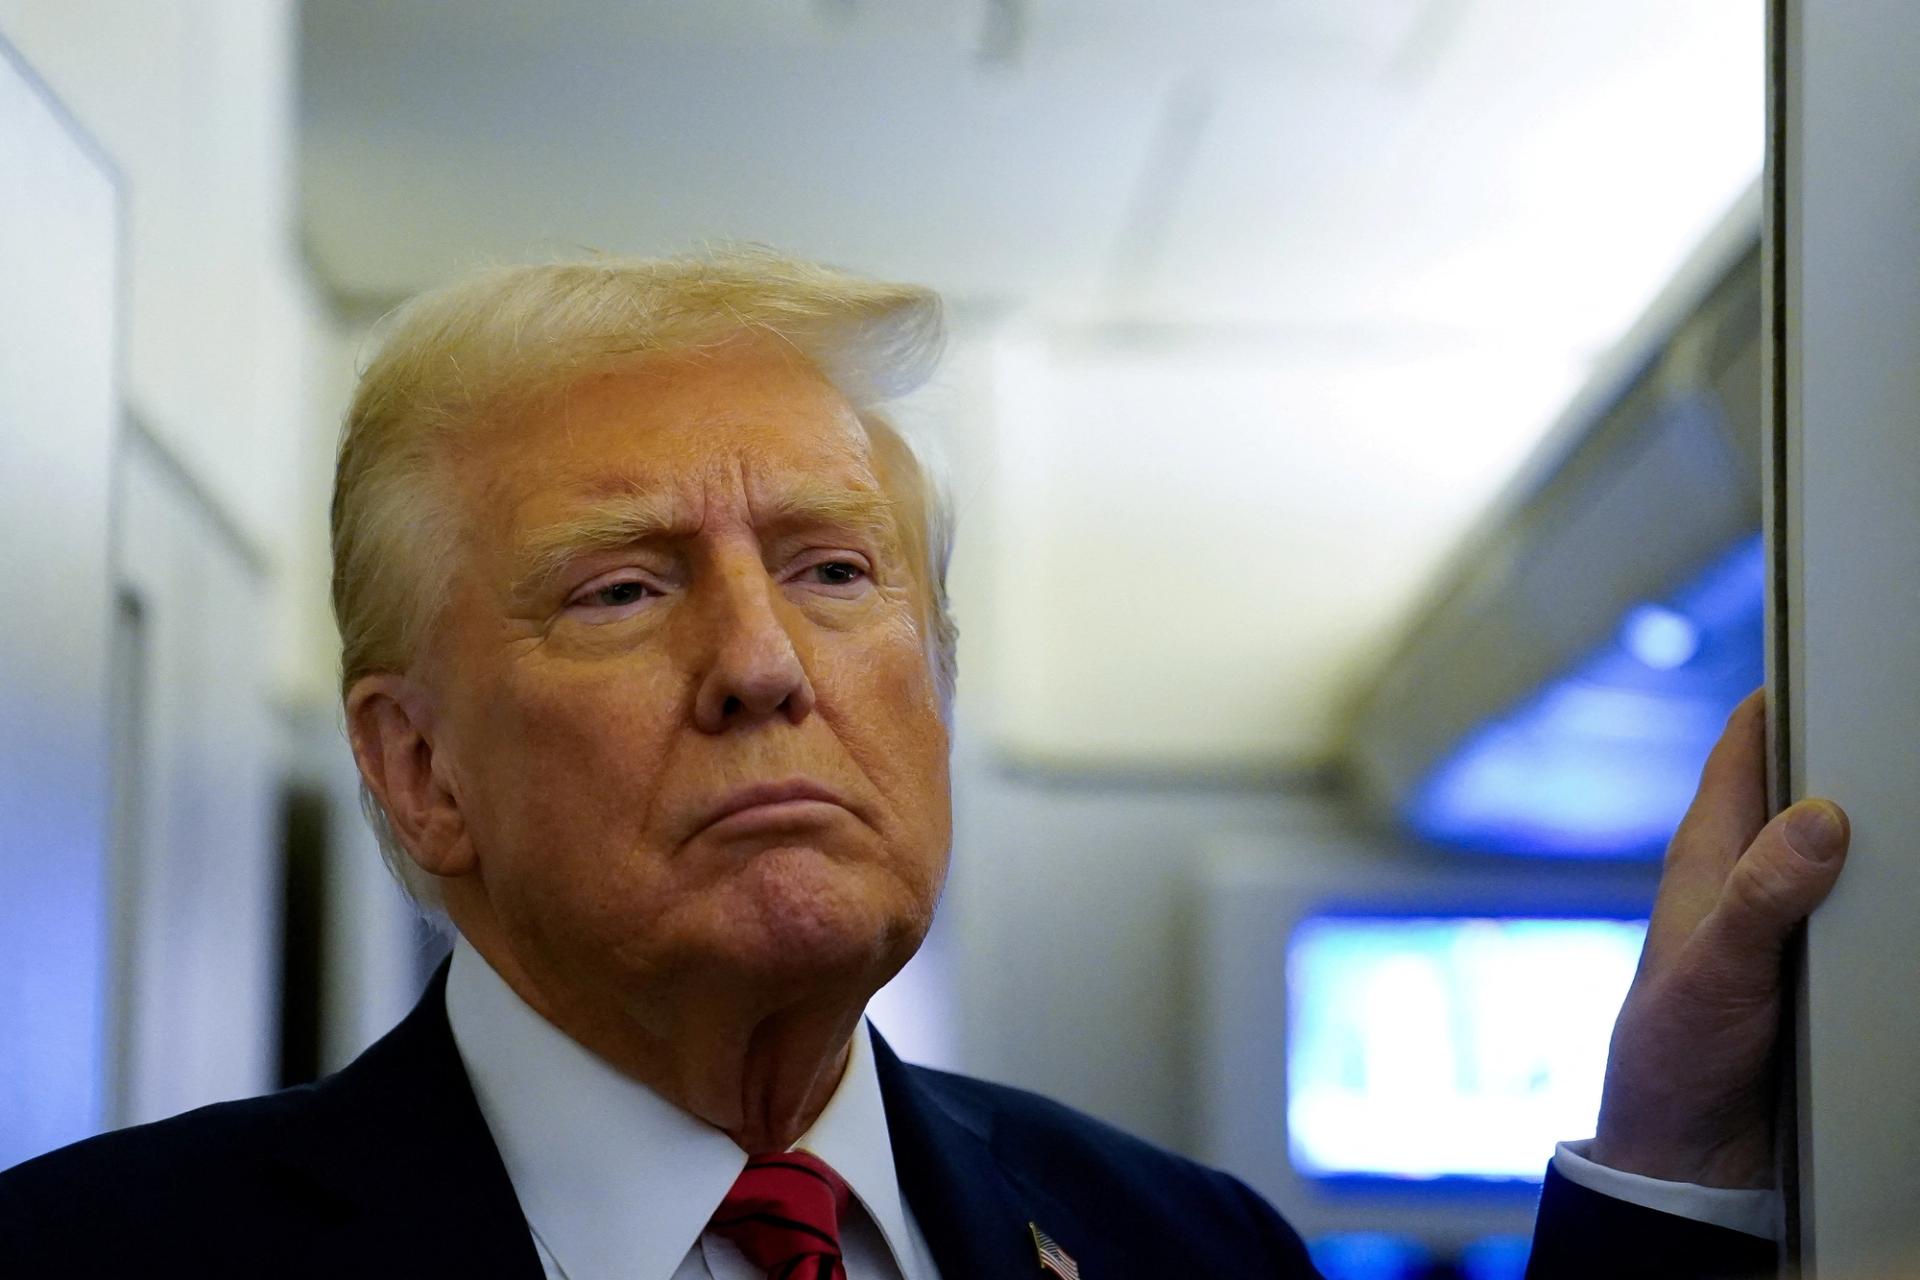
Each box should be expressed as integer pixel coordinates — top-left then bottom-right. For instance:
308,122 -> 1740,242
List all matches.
0,252 -> 1850,1278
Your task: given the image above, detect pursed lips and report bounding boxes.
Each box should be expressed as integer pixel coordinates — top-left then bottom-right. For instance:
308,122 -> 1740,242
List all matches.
695,778 -> 857,837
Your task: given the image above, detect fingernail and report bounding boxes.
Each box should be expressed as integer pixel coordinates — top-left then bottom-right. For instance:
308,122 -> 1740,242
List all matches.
1785,800 -> 1845,862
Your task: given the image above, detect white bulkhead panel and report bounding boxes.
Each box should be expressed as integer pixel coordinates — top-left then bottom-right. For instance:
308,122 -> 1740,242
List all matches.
0,38 -> 117,1170
111,431 -> 280,1126
1777,0 -> 1920,1271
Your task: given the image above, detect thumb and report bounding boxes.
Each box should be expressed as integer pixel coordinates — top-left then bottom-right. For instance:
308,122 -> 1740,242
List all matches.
1702,798 -> 1849,958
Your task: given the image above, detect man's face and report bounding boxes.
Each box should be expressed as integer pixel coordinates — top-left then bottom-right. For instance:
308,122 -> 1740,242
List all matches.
422,336 -> 952,1015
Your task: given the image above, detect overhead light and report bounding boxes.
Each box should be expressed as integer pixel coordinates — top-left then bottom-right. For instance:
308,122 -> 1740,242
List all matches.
1405,534 -> 1765,859
1619,604 -> 1700,670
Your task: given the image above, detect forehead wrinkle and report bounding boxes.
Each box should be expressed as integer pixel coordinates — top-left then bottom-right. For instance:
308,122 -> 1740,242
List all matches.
742,407 -> 897,534
704,425 -> 896,546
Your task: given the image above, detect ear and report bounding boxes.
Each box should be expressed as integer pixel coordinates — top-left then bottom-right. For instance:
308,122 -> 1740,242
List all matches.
345,674 -> 477,880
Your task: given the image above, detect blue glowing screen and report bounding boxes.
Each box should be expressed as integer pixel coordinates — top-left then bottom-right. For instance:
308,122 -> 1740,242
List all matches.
1287,915 -> 1647,1182
1308,1233 -> 1432,1280
1410,532 -> 1765,858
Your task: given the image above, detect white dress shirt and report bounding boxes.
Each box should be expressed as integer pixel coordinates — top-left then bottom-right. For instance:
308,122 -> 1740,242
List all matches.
1553,1141 -> 1777,1240
445,941 -> 941,1280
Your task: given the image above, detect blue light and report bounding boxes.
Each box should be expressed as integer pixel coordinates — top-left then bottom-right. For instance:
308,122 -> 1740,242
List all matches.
1620,603 -> 1700,670
1407,532 -> 1764,858
1460,1235 -> 1533,1280
1413,691 -> 1721,856
1309,1233 -> 1432,1280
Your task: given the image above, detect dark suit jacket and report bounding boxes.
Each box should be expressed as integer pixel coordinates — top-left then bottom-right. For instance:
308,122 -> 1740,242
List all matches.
0,966 -> 1774,1279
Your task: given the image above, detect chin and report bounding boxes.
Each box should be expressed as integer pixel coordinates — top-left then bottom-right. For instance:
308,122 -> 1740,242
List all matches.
707,845 -> 927,987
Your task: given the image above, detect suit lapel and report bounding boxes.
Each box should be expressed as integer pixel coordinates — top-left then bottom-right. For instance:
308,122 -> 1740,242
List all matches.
271,962 -> 546,1280
871,1029 -> 1054,1279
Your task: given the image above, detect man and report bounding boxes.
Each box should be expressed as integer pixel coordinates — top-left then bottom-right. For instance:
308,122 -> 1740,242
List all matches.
0,252 -> 1851,1278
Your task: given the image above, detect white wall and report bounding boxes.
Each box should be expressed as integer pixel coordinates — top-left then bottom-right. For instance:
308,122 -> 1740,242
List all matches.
0,0 -> 362,1152
0,0 -> 353,707
0,36 -> 117,1169
112,432 -> 280,1124
1781,0 -> 1920,1270
975,328 -> 1586,771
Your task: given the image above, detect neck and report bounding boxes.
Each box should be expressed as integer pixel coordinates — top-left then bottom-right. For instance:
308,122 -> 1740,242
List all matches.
452,912 -> 866,1153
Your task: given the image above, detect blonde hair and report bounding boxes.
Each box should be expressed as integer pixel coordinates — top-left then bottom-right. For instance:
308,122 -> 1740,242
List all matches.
330,249 -> 955,909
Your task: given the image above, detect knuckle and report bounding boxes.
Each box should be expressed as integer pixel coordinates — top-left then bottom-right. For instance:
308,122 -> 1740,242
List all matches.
1725,848 -> 1802,924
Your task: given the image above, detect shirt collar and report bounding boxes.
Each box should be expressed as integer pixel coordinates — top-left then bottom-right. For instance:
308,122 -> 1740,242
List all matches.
444,938 -> 927,1280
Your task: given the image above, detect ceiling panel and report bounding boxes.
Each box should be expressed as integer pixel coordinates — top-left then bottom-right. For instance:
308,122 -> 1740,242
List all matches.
300,4 -> 1175,304
1148,0 -> 1762,339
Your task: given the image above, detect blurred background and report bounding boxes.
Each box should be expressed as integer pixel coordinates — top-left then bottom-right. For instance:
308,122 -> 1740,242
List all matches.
1,3 -> 1772,1276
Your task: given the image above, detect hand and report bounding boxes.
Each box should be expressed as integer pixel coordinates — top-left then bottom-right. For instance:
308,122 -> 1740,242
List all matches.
1590,689 -> 1849,1188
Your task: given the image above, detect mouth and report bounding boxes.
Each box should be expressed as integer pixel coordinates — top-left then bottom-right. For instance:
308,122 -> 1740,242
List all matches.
696,779 -> 856,838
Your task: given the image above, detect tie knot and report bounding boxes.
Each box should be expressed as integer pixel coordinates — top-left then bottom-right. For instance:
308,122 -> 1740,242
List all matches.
708,1150 -> 852,1280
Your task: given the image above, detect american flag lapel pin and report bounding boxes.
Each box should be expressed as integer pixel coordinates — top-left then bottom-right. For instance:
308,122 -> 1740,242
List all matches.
1029,1222 -> 1081,1280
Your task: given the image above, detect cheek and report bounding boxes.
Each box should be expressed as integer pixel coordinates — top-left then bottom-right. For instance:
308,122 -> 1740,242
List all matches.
849,612 -> 947,748
467,662 -> 684,869
831,617 -> 953,847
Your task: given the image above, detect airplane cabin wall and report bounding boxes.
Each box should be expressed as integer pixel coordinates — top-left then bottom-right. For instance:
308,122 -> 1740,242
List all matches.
0,2 -> 378,1161
1778,0 -> 1920,1269
0,35 -> 117,1172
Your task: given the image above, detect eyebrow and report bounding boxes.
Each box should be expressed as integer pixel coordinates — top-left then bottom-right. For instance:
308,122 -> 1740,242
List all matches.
505,482 -> 899,605
761,483 -> 899,540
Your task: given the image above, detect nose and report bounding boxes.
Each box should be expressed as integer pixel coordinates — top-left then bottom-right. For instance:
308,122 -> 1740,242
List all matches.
691,557 -> 817,733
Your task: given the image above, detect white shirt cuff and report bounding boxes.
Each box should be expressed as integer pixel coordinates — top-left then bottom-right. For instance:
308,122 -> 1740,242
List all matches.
1553,1140 -> 1779,1241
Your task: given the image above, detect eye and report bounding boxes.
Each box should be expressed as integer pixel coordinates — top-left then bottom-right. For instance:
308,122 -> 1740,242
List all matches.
591,581 -> 654,607
788,554 -> 872,595
810,561 -> 866,586
564,572 -> 662,619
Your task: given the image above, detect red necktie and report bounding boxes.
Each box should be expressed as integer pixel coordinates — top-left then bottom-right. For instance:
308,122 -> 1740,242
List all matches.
707,1150 -> 853,1280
